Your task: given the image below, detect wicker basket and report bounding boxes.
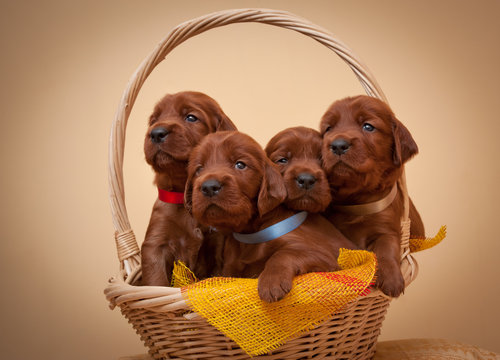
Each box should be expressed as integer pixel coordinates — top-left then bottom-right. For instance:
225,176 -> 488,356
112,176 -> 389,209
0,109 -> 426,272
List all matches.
104,8 -> 418,360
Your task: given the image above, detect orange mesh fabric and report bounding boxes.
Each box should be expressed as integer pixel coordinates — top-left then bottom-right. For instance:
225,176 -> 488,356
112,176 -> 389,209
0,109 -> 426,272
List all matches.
178,249 -> 376,356
410,226 -> 447,253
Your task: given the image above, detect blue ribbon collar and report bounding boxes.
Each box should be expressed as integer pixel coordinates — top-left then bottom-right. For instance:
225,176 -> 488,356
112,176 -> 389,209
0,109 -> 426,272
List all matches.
233,211 -> 308,244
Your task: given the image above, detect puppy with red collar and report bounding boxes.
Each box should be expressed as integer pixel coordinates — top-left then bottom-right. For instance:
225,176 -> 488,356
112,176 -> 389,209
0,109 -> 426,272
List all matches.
141,91 -> 236,286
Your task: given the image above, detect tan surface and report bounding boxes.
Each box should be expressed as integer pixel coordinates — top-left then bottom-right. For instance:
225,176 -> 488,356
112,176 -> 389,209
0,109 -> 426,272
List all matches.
1,1 -> 500,359
374,339 -> 500,360
119,339 -> 500,360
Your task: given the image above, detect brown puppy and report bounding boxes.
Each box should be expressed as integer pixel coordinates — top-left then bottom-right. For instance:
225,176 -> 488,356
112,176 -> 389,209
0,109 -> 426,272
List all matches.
320,95 -> 424,297
186,131 -> 357,302
141,91 -> 237,286
265,126 -> 331,213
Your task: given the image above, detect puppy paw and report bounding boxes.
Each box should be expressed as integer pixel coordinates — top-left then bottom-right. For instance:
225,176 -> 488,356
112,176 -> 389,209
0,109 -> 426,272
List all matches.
376,262 -> 405,297
258,272 -> 293,303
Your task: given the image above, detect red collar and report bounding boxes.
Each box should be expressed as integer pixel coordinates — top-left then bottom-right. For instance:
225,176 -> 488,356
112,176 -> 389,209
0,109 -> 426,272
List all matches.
158,188 -> 184,204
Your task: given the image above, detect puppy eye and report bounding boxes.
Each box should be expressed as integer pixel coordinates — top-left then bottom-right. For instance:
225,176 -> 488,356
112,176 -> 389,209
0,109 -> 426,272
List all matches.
185,114 -> 199,122
194,166 -> 203,176
276,157 -> 288,164
235,161 -> 247,170
324,126 -> 332,133
363,123 -> 375,132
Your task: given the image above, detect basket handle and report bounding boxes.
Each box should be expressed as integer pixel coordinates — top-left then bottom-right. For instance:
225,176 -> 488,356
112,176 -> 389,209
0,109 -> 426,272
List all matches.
108,8 -> 410,273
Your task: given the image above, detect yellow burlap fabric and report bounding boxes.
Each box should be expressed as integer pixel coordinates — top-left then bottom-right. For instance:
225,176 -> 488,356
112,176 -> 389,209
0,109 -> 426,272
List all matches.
410,225 -> 447,253
171,260 -> 198,287
177,249 -> 376,356
172,226 -> 446,356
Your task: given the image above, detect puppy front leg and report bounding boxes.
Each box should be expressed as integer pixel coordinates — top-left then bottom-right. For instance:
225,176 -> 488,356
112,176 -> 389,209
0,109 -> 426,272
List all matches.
258,251 -> 297,303
220,238 -> 246,278
141,203 -> 176,286
141,240 -> 174,286
371,235 -> 404,297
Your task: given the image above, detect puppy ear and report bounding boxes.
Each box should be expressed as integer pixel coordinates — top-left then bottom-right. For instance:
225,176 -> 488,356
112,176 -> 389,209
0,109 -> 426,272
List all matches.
148,106 -> 161,126
392,117 -> 419,166
257,160 -> 287,216
184,170 -> 194,214
216,111 -> 237,131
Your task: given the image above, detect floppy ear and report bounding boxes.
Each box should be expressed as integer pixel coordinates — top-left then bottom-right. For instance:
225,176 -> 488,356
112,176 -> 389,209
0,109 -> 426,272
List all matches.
216,111 -> 238,131
257,160 -> 287,216
392,116 -> 419,166
184,170 -> 194,214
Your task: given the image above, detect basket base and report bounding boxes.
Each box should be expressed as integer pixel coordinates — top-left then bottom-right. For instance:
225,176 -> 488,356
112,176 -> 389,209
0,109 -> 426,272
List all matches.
120,294 -> 390,360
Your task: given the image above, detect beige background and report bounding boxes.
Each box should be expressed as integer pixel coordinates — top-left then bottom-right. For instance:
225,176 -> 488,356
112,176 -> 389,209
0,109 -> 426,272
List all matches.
1,0 -> 499,359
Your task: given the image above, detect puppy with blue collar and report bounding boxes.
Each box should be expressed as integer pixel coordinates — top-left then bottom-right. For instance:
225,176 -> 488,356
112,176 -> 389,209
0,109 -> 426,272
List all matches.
185,131 -> 357,302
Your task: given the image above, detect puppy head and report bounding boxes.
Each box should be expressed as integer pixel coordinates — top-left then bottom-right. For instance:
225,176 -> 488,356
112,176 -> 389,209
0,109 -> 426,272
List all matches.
185,131 -> 287,232
144,91 -> 236,173
320,95 -> 418,193
265,126 -> 331,213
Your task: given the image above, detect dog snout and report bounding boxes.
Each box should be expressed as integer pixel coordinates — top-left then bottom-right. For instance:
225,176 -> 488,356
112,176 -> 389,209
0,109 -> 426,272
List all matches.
330,138 -> 351,155
201,179 -> 222,197
296,173 -> 316,190
150,127 -> 169,144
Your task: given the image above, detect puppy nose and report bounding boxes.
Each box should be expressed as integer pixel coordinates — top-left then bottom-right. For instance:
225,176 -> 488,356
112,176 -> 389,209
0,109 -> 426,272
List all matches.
330,138 -> 351,155
150,127 -> 169,144
296,173 -> 316,190
201,179 -> 222,197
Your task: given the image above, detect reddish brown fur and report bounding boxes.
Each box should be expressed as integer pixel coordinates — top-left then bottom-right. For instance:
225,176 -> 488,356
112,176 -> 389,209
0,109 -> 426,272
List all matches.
186,131 -> 357,302
320,95 -> 424,297
265,126 -> 331,213
141,91 -> 237,286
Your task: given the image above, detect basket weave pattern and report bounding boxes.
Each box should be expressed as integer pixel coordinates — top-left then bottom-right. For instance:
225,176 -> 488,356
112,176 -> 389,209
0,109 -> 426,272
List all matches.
119,290 -> 390,359
105,8 -> 417,359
